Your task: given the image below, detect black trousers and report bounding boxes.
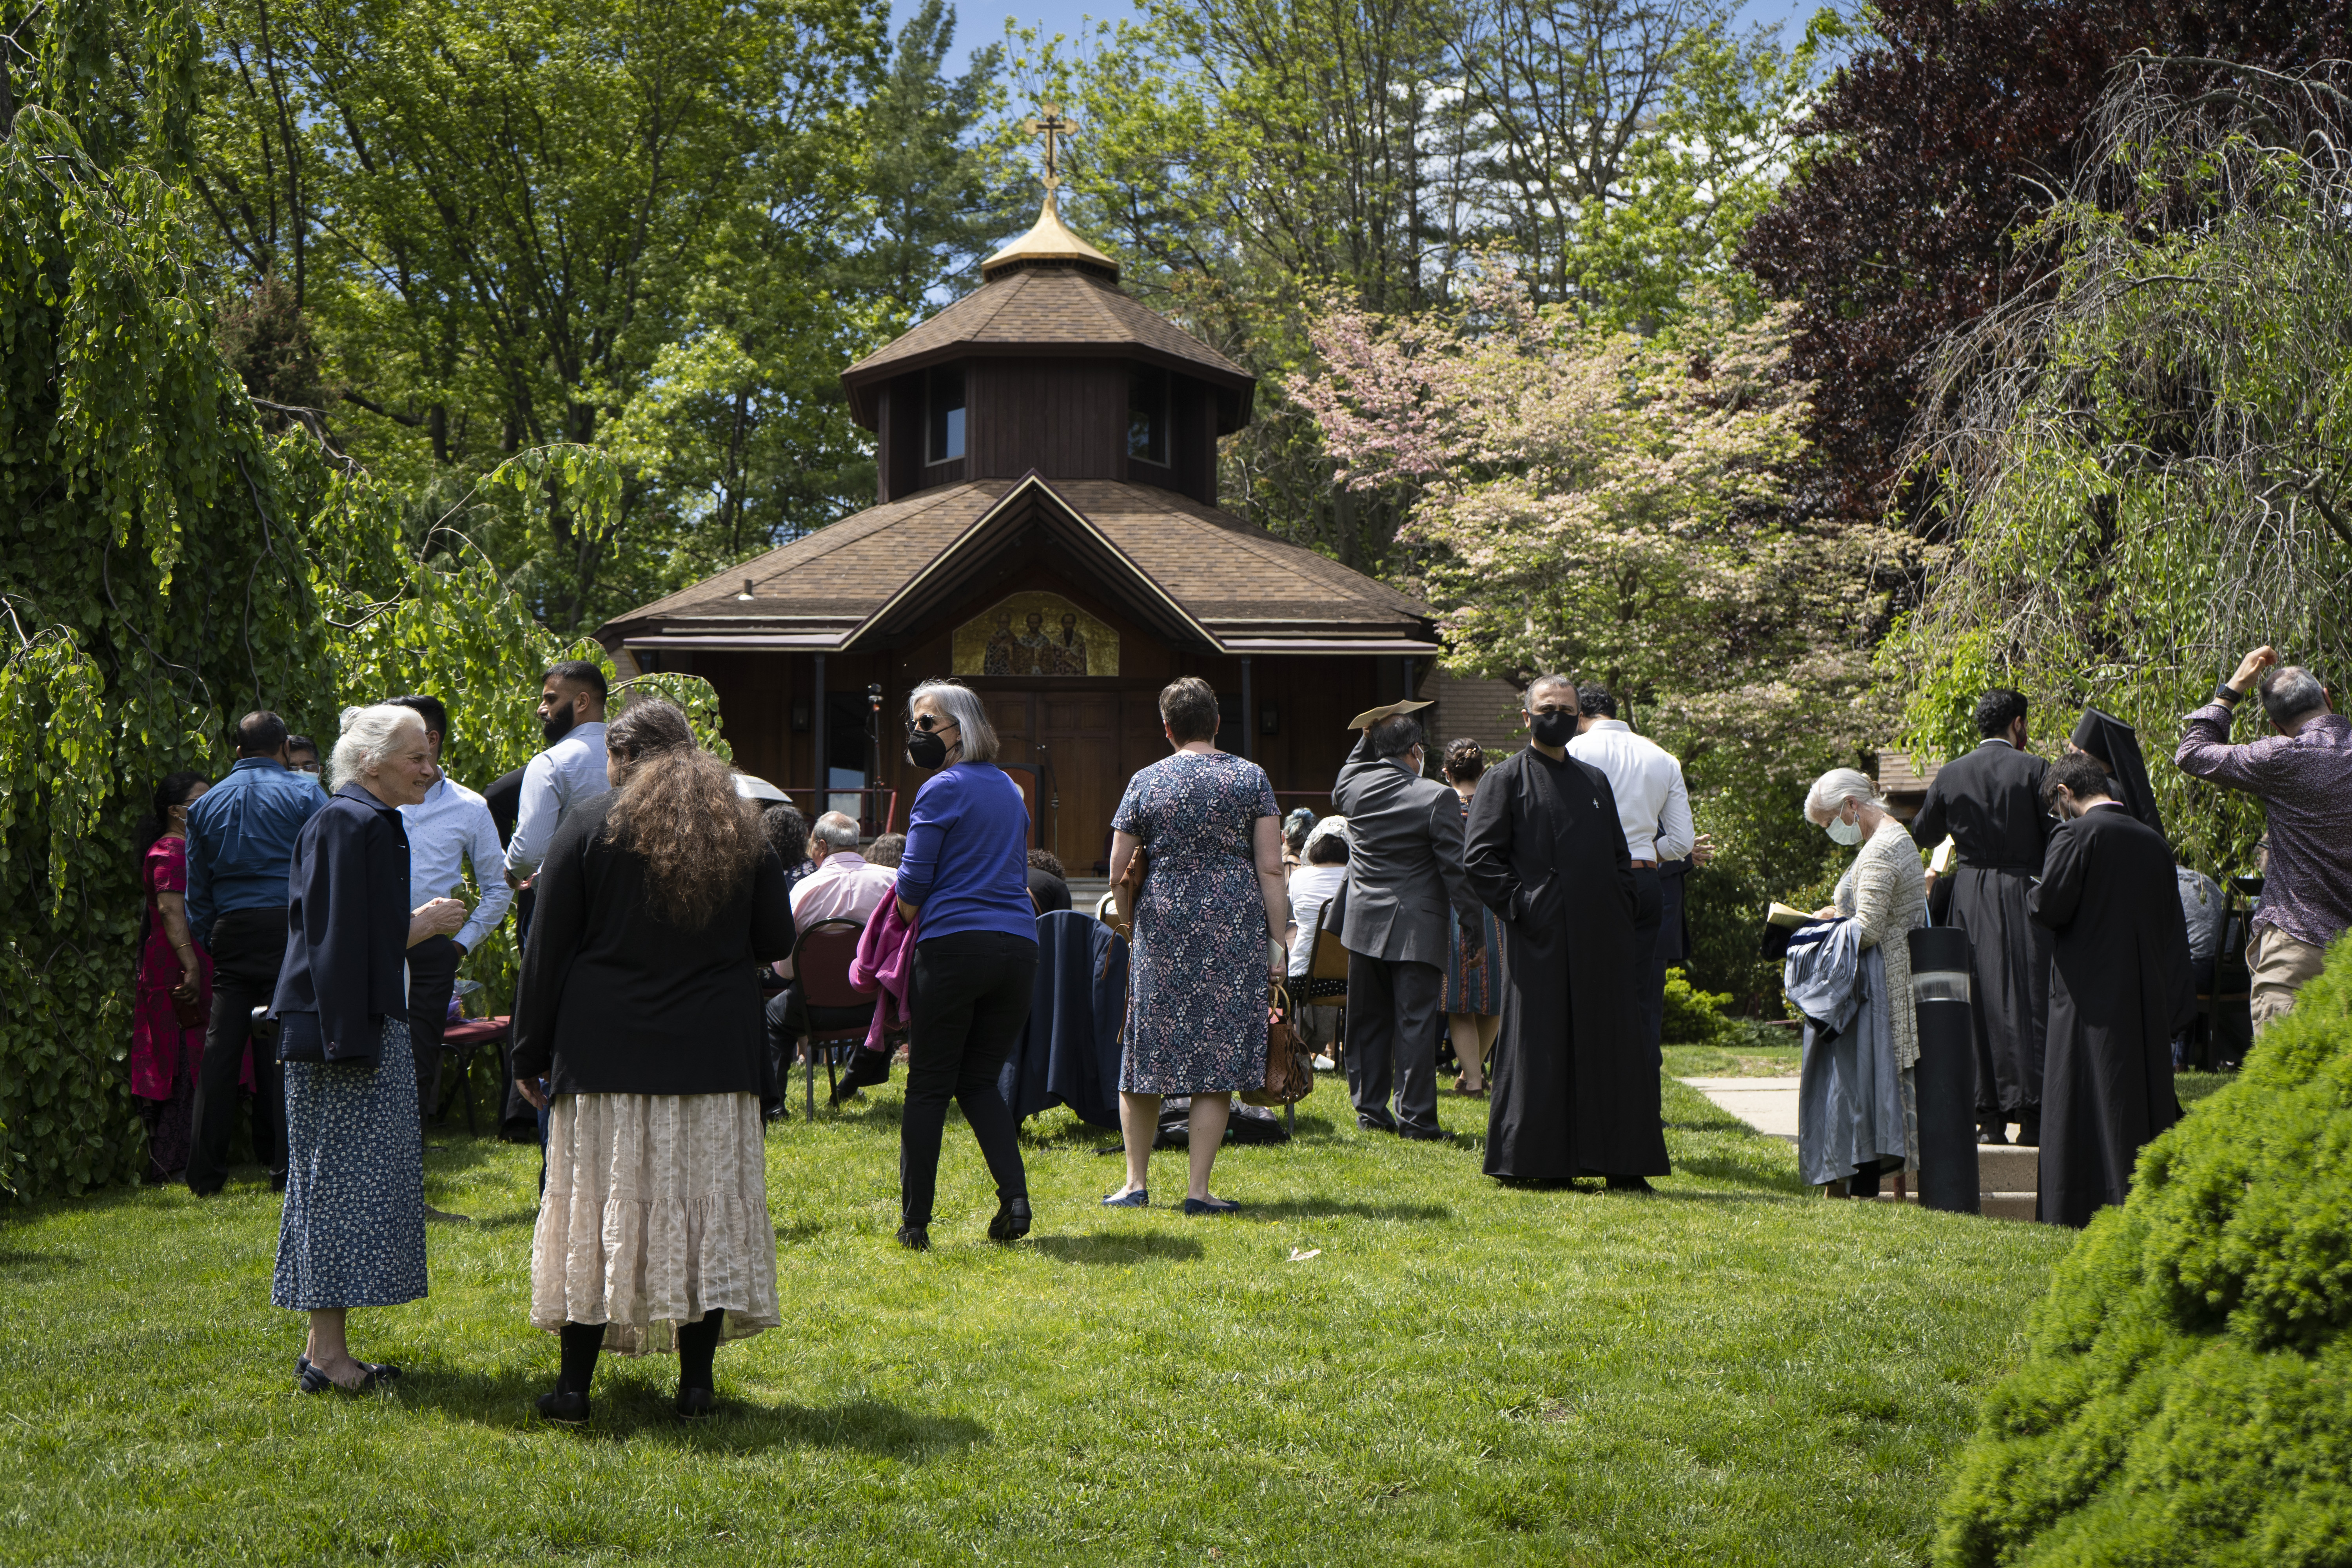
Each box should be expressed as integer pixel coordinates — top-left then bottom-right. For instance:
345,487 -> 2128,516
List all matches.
899,931 -> 1036,1227
406,935 -> 463,1132
1345,951 -> 1445,1135
185,906 -> 289,1193
1630,866 -> 1666,1069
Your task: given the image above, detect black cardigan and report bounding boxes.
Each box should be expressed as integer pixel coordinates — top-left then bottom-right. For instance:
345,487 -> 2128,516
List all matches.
511,793 -> 795,1096
272,784 -> 411,1065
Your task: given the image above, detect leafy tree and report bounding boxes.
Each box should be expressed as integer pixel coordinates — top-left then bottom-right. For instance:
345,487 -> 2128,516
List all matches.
1889,57 -> 2352,875
1739,0 -> 2352,535
191,0 -> 890,631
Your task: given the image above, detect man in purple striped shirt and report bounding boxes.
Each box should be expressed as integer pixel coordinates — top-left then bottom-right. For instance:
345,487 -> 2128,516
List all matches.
2175,646 -> 2352,1032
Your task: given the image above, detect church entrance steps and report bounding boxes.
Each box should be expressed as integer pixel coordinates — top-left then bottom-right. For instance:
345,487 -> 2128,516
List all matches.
1679,1076 -> 2042,1220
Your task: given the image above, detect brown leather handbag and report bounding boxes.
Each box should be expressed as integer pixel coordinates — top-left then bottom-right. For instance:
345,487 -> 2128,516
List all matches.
1243,978 -> 1315,1107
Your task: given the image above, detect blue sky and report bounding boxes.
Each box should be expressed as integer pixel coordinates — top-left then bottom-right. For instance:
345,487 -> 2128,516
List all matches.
942,0 -> 1844,74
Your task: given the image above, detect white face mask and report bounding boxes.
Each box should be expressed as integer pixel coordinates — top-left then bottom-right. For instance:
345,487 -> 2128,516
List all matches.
1826,806 -> 1864,846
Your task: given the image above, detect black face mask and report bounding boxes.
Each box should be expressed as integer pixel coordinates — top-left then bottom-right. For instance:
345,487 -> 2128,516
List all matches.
541,702 -> 577,747
906,728 -> 950,770
1530,709 -> 1576,747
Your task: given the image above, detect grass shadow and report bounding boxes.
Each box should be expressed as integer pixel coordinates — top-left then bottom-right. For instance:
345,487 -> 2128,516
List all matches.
1667,1154 -> 1811,1197
395,1364 -> 986,1457
0,1249 -> 82,1280
471,1208 -> 543,1232
1032,1232 -> 1207,1264
775,1220 -> 825,1245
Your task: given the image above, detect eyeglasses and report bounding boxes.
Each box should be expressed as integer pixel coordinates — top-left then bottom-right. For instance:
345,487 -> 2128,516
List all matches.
906,716 -> 960,735
292,761 -> 321,774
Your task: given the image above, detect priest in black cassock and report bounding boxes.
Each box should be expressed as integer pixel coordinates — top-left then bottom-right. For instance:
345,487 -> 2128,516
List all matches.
2067,707 -> 2165,836
1908,689 -> 2052,1146
2028,752 -> 2192,1227
1463,675 -> 1668,1191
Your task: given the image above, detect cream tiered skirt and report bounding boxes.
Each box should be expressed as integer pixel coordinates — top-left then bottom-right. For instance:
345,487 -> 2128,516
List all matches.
530,1092 -> 781,1355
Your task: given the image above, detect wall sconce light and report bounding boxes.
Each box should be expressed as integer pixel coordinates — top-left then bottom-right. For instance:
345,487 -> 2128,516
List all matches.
1260,703 -> 1280,735
791,702 -> 811,733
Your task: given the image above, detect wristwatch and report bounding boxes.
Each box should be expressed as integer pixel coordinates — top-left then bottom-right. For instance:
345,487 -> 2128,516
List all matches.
2215,682 -> 2245,704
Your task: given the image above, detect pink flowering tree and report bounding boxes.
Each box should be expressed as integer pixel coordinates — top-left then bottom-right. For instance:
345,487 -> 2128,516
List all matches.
1290,265 -> 1891,763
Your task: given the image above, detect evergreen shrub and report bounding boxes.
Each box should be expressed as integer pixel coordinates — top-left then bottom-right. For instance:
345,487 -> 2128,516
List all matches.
1935,936 -> 2352,1566
1661,967 -> 1734,1045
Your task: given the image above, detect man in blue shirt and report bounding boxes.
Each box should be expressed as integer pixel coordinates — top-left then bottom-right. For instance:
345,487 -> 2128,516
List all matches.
185,710 -> 325,1194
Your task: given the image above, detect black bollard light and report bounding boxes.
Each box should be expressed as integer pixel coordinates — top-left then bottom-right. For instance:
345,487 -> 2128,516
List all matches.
1907,926 -> 1980,1215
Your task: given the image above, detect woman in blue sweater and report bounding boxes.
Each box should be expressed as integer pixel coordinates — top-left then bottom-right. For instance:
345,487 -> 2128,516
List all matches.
893,680 -> 1038,1250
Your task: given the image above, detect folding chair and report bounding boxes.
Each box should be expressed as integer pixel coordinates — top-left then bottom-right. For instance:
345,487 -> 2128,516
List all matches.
791,918 -> 876,1116
1305,907 -> 1353,1064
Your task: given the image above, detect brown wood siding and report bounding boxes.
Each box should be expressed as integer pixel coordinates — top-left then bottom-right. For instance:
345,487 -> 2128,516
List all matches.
881,373 -> 926,501
965,357 -> 1126,481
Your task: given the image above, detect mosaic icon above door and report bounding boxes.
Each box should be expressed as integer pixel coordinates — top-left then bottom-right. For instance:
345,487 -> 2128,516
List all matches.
952,592 -> 1120,677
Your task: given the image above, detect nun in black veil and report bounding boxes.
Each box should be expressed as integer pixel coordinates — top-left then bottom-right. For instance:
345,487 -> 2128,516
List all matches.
2068,709 -> 2165,837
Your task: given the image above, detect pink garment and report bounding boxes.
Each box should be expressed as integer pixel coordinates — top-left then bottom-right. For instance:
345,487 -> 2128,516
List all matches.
848,896 -> 918,1054
131,836 -> 236,1101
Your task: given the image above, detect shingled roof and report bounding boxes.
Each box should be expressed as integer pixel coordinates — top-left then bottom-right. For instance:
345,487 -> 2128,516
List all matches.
840,270 -> 1251,428
601,476 -> 1438,657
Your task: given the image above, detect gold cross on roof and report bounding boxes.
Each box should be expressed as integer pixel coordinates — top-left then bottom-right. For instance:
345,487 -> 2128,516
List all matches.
1022,103 -> 1077,191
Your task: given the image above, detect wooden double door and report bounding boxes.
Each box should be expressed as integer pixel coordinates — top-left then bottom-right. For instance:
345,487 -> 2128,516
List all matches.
982,690 -> 1126,874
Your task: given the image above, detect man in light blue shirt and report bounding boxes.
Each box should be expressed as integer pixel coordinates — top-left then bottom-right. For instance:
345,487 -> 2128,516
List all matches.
387,696 -> 510,1165
503,659 -> 611,889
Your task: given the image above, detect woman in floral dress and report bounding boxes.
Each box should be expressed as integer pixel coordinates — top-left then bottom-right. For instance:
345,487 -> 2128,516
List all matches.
1103,677 -> 1290,1215
132,771 -> 217,1184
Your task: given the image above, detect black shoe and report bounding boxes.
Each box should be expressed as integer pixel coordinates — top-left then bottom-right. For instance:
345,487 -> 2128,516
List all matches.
535,1390 -> 591,1425
762,1102 -> 790,1123
298,1360 -> 389,1395
1357,1114 -> 1399,1134
676,1387 -> 715,1420
270,1171 -> 287,1194
987,1197 -> 1032,1243
1398,1125 -> 1446,1142
2016,1116 -> 2042,1148
1604,1175 -> 1655,1194
1976,1124 -> 2009,1145
897,1223 -> 930,1251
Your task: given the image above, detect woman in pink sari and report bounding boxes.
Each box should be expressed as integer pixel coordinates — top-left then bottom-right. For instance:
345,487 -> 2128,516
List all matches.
132,770 -> 220,1184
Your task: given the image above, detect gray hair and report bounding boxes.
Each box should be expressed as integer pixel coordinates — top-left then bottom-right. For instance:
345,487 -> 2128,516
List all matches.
330,703 -> 426,791
907,679 -> 998,763
1523,673 -> 1573,708
1804,766 -> 1887,822
2259,664 -> 2328,728
811,811 -> 860,851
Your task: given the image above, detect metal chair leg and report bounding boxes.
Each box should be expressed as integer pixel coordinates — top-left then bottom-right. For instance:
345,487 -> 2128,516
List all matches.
804,1034 -> 816,1118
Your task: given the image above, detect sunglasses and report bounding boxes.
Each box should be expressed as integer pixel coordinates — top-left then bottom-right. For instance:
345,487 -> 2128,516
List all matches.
906,716 -> 960,735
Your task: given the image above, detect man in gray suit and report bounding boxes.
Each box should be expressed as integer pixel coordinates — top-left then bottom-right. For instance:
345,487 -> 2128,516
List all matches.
1333,701 -> 1486,1138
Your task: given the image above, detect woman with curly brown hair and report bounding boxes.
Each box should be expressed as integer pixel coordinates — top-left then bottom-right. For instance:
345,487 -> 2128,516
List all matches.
512,699 -> 795,1422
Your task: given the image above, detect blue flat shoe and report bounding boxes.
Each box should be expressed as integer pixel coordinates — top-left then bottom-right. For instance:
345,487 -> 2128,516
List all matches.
1100,1188 -> 1149,1209
1181,1196 -> 1241,1217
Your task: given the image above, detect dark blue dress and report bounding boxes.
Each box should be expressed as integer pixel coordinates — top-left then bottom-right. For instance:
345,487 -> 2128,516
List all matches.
1113,751 -> 1278,1095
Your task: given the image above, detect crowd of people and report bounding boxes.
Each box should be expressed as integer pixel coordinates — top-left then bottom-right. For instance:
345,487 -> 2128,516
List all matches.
127,639 -> 2347,1414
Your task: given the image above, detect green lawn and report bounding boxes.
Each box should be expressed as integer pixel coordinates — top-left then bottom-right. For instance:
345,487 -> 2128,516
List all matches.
0,1072 -> 2074,1566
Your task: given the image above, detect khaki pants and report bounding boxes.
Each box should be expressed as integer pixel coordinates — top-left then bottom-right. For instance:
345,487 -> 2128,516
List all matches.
2249,926 -> 2330,1034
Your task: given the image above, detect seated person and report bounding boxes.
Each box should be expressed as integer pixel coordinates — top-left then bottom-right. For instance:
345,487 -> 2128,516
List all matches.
864,832 -> 906,869
1027,847 -> 1072,913
765,813 -> 894,1115
1286,820 -> 1350,980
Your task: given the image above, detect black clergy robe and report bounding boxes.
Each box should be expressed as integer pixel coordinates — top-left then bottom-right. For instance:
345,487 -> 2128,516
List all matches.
1909,739 -> 2052,1129
1464,746 -> 1668,1180
2027,804 -> 2193,1227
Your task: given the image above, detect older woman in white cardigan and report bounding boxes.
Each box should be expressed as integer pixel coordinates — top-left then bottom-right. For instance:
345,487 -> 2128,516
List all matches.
1804,767 -> 1930,1196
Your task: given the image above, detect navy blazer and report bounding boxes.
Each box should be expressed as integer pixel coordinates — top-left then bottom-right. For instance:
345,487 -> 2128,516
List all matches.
273,784 -> 412,1065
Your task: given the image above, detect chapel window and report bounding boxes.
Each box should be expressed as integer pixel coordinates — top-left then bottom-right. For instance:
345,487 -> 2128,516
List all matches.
1127,367 -> 1168,466
927,366 -> 966,463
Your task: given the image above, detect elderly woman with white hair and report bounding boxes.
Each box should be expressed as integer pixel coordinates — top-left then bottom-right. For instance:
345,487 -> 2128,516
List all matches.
271,703 -> 468,1392
1801,766 -> 1930,1196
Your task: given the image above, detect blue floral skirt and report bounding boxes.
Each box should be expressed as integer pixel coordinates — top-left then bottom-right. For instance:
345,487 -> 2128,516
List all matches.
1443,904 -> 1502,1016
272,1017 -> 428,1311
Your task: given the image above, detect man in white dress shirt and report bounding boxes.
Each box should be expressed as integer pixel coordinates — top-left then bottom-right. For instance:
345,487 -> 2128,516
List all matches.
1566,685 -> 1696,1066
789,811 -> 898,927
504,659 -> 612,888
387,697 -> 514,1189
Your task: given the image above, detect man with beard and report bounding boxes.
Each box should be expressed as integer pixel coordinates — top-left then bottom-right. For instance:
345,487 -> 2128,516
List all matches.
1907,688 -> 2051,1146
504,660 -> 612,891
1465,675 -> 1668,1191
2029,751 -> 2192,1227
